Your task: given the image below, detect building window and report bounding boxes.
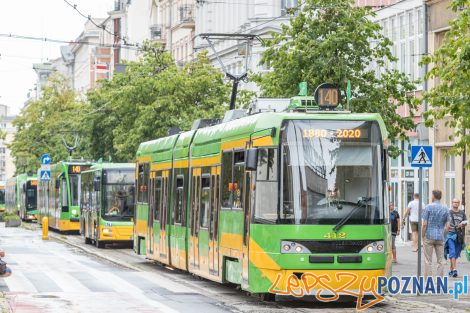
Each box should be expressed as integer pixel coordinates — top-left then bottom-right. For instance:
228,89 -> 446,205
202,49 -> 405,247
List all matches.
400,42 -> 406,73
408,11 -> 414,35
399,15 -> 405,39
444,153 -> 455,206
418,9 -> 424,35
410,39 -> 415,80
281,0 -> 298,15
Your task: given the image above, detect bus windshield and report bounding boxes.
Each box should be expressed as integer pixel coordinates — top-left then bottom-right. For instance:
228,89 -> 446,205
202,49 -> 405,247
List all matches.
278,120 -> 384,225
102,170 -> 135,221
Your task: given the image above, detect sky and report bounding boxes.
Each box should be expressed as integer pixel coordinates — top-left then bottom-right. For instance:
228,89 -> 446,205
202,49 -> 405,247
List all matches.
0,0 -> 113,115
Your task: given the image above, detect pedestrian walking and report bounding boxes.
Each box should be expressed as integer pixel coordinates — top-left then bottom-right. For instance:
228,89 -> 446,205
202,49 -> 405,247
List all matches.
0,248 -> 12,278
403,193 -> 425,252
422,190 -> 451,279
445,198 -> 467,277
390,203 -> 400,263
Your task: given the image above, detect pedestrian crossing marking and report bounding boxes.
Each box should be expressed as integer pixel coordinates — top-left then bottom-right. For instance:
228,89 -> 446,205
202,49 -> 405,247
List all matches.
40,170 -> 51,181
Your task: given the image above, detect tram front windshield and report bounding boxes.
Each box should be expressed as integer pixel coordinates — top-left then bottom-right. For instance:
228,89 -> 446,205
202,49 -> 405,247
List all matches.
26,181 -> 37,210
0,189 -> 4,204
102,170 -> 135,221
279,120 -> 384,225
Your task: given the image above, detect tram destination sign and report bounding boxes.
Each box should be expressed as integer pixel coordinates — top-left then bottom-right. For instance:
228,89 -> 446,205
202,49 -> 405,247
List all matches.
314,83 -> 341,109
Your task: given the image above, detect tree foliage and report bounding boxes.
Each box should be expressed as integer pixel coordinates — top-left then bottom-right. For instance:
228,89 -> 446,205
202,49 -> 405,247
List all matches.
254,0 -> 418,146
85,44 -> 232,161
9,42 -> 251,171
422,0 -> 470,157
9,75 -> 88,174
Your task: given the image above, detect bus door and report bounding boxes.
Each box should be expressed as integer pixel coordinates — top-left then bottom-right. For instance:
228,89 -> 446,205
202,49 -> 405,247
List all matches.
158,170 -> 169,263
209,166 -> 220,276
242,171 -> 253,288
189,169 -> 201,270
147,174 -> 156,257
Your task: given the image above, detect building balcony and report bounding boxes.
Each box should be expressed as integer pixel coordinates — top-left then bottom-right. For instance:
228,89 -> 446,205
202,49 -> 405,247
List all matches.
150,24 -> 166,45
173,5 -> 195,29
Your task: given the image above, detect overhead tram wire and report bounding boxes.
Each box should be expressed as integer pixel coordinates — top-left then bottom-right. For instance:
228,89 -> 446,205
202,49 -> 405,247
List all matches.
0,33 -> 139,50
61,0 -> 139,49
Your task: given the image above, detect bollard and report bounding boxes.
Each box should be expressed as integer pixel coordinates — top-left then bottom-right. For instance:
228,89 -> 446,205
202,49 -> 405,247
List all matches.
42,216 -> 49,240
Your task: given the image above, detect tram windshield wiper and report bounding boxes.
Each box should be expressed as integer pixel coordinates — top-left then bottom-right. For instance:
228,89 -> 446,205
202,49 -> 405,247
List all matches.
332,197 -> 371,232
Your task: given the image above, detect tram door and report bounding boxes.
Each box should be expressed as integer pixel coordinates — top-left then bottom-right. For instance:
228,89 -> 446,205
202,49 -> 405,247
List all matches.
242,171 -> 253,288
147,174 -> 155,257
189,169 -> 201,269
209,167 -> 220,276
159,171 -> 169,262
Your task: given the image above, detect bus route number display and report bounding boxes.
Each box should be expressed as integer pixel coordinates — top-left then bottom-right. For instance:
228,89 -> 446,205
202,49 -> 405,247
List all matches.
314,83 -> 341,109
69,165 -> 82,174
303,128 -> 368,139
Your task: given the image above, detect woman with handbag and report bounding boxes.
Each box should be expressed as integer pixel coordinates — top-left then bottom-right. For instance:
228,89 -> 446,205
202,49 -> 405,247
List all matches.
0,248 -> 12,278
445,198 -> 468,277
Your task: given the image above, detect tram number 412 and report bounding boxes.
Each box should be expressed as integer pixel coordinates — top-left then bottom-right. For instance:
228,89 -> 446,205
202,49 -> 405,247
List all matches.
323,232 -> 347,239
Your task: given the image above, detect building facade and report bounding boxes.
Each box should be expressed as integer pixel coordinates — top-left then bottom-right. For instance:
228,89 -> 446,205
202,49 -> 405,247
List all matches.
426,0 -> 467,212
0,105 -> 16,182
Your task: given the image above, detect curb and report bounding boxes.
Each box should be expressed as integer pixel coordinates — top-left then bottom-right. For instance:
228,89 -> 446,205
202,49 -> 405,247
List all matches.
51,234 -> 142,272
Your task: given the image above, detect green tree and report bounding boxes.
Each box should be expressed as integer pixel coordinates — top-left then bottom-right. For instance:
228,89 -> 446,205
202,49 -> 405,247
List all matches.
86,43 -> 233,161
9,75 -> 88,174
255,0 -> 418,145
421,0 -> 470,158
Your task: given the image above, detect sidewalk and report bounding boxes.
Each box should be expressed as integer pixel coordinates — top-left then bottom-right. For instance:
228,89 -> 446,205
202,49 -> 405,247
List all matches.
391,238 -> 470,310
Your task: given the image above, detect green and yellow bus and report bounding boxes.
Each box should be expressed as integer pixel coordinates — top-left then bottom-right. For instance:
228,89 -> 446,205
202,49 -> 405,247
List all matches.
81,163 -> 135,248
134,92 -> 391,298
38,161 -> 93,232
5,174 -> 38,221
0,181 -> 5,213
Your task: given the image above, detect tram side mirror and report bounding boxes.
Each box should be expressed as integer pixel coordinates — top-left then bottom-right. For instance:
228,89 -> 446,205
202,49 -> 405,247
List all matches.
245,148 -> 258,171
94,177 -> 101,192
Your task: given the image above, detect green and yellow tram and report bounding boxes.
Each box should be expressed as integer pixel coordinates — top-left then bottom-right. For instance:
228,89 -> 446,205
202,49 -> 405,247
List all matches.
134,94 -> 391,297
38,161 -> 93,232
5,174 -> 38,221
80,163 -> 135,248
0,181 -> 5,213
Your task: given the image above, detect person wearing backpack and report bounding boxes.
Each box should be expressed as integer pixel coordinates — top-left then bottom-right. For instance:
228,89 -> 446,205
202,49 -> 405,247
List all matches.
445,198 -> 467,277
0,248 -> 12,277
390,203 -> 400,263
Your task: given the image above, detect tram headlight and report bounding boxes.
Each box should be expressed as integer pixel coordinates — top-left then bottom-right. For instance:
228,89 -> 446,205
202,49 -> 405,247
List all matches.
71,209 -> 77,215
360,240 -> 385,253
281,241 -> 311,254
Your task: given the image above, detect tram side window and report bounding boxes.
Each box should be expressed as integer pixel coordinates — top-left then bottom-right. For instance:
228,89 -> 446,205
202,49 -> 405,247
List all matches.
232,151 -> 245,210
200,176 -> 210,228
154,177 -> 162,221
221,152 -> 233,208
138,163 -> 149,203
174,176 -> 184,224
254,148 -> 279,222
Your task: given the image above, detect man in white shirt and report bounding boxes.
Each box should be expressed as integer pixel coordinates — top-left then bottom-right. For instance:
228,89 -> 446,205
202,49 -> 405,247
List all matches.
402,193 -> 425,252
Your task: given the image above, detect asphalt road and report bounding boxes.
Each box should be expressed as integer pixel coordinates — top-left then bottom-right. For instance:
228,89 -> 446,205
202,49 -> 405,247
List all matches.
0,222 -> 468,313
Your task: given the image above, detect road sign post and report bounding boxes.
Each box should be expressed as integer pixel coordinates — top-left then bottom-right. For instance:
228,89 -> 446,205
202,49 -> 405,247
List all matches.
411,145 -> 433,291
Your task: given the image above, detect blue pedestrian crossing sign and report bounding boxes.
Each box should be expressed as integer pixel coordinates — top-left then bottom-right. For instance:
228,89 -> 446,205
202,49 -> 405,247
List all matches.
411,145 -> 432,167
40,170 -> 51,181
40,154 -> 51,165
